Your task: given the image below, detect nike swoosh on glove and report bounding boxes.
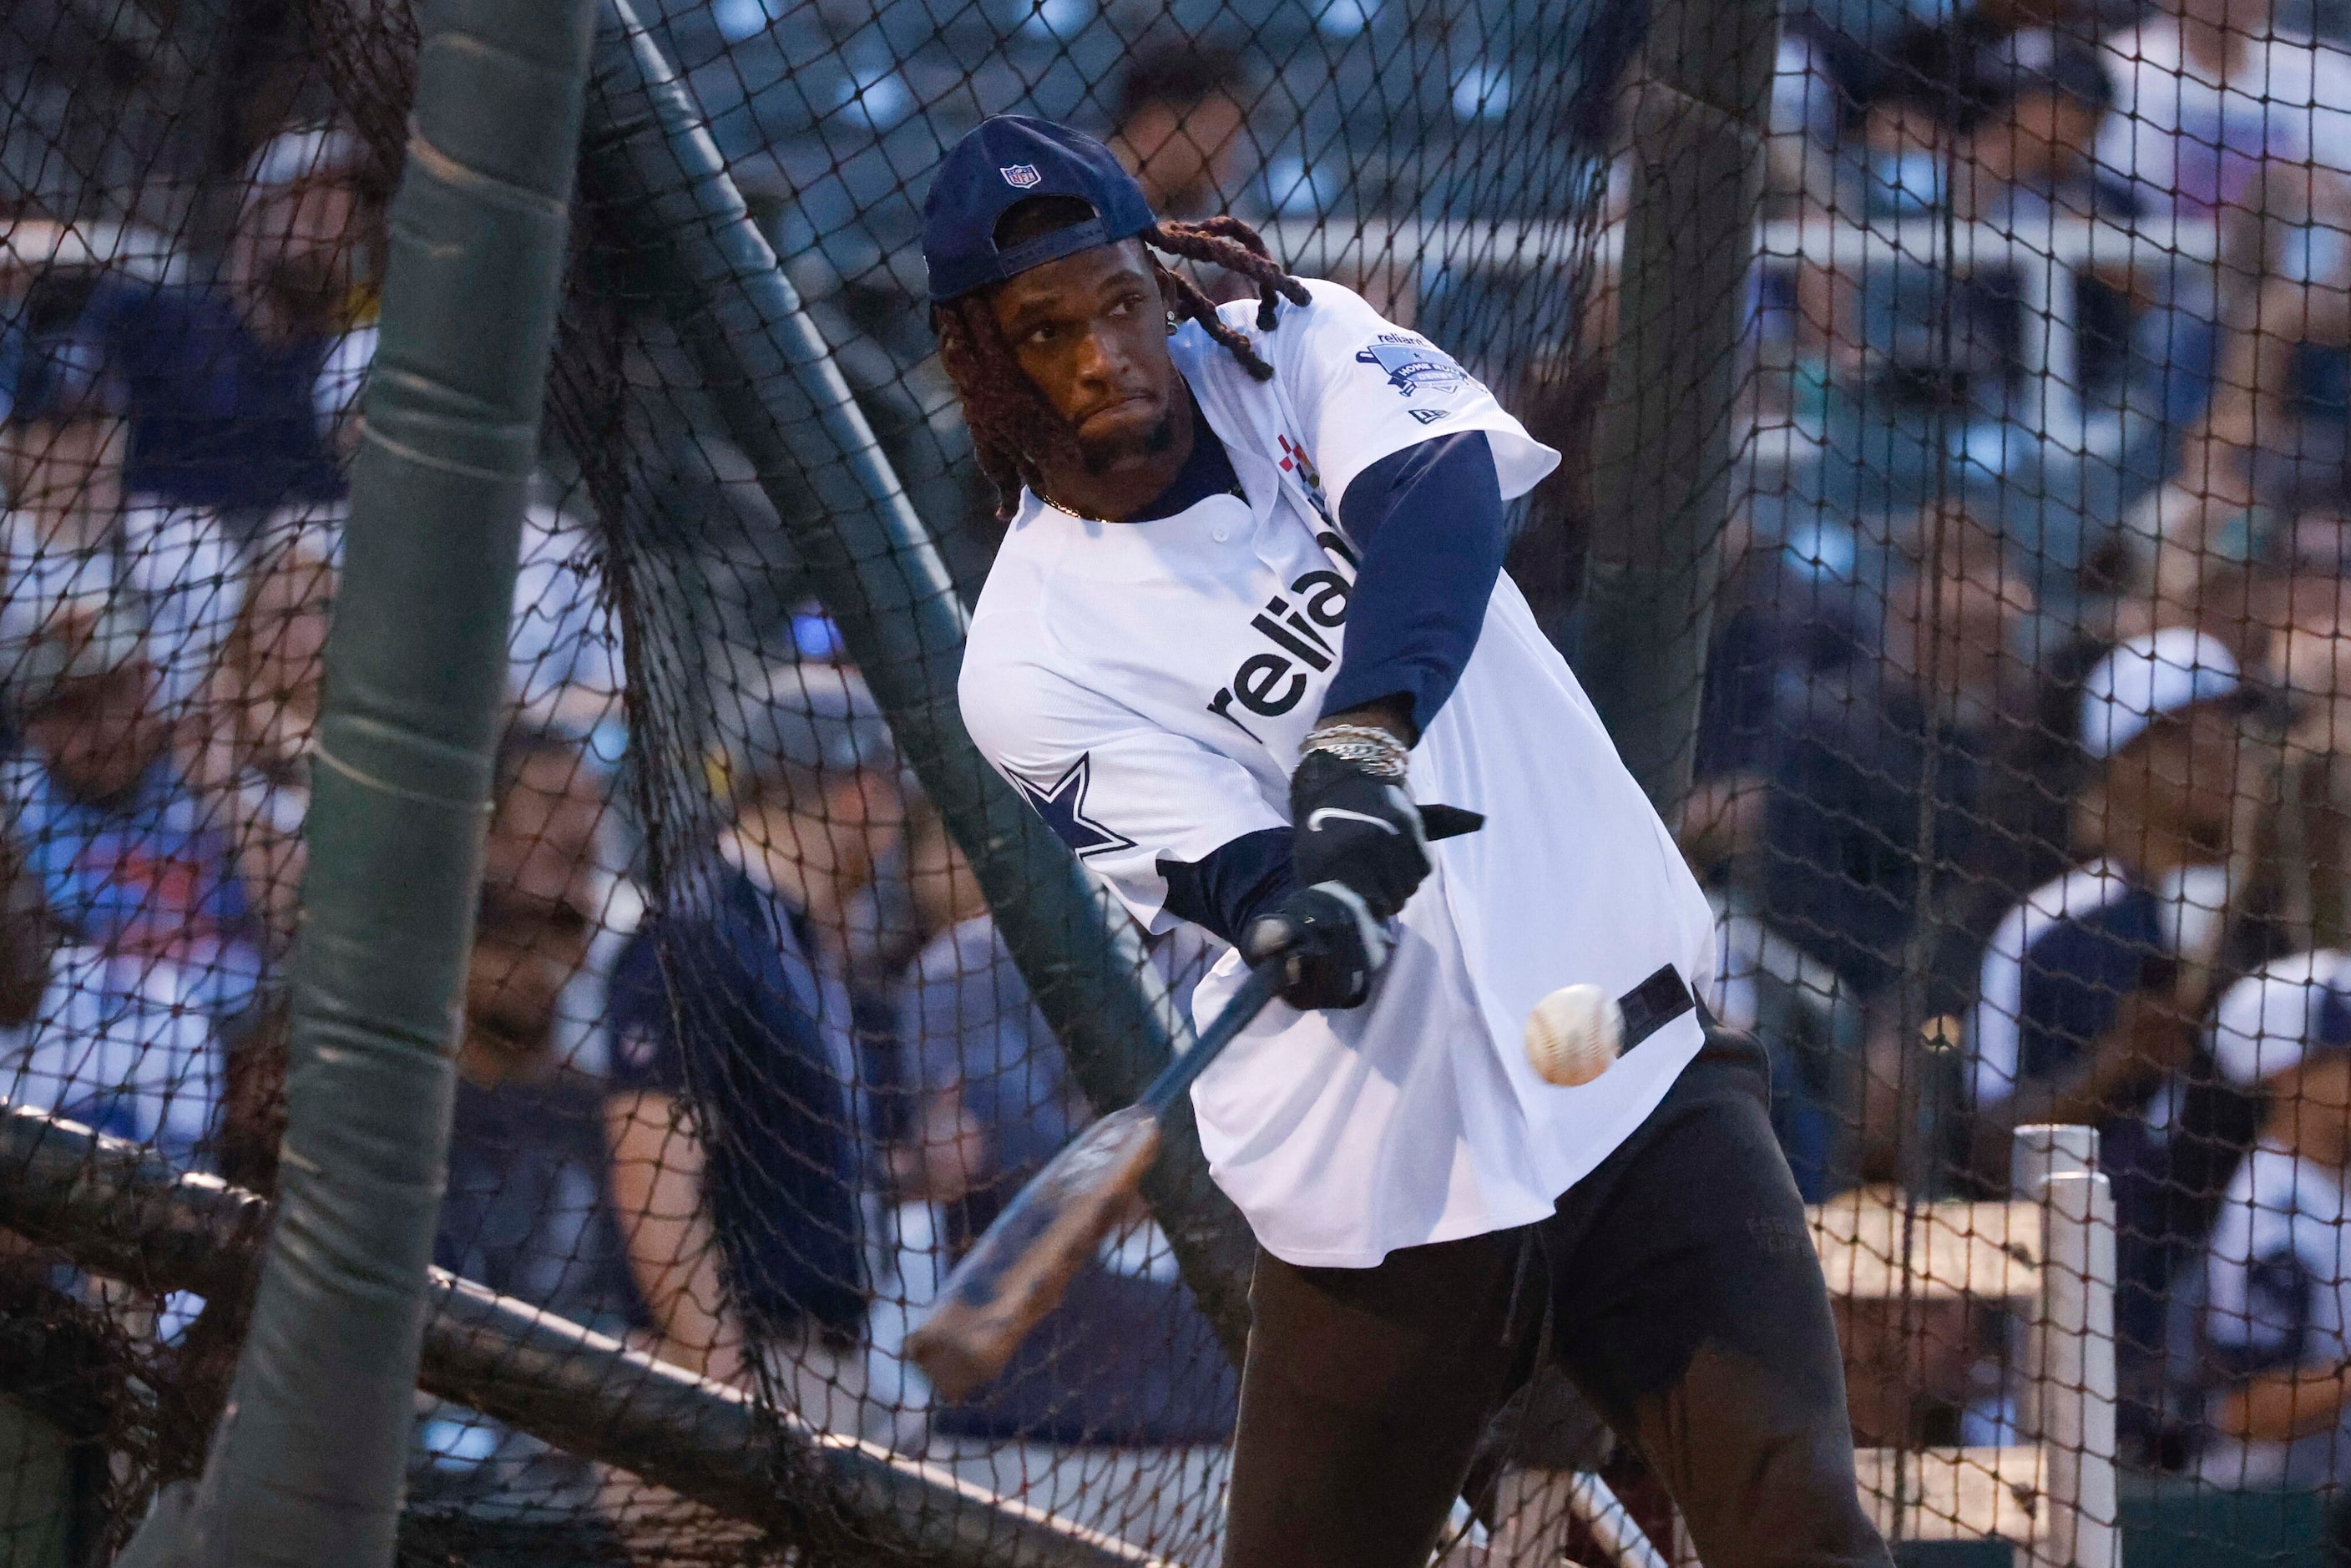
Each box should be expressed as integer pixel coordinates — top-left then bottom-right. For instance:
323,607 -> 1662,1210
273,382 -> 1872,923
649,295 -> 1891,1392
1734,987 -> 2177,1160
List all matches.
1289,747 -> 1429,920
1241,883 -> 1392,1010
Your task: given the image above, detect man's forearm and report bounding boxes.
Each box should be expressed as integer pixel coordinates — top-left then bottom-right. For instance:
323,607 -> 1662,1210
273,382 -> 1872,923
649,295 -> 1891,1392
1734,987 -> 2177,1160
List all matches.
1320,696 -> 1416,746
2215,1363 -> 2351,1444
647,1216 -> 741,1383
1969,995 -> 2197,1187
605,1093 -> 744,1383
2063,989 -> 2202,1118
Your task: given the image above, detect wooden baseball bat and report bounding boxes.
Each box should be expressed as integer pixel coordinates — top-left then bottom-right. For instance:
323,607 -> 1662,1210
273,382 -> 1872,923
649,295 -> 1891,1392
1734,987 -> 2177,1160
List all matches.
907,960 -> 1282,1403
907,806 -> 1484,1404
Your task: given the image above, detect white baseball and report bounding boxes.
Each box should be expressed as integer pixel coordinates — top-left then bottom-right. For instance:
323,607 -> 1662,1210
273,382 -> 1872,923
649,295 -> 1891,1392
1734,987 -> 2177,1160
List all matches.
1524,984 -> 1623,1087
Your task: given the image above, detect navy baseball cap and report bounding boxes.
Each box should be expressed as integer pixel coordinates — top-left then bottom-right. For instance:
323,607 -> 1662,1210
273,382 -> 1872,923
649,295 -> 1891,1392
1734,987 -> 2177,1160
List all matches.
923,115 -> 1156,304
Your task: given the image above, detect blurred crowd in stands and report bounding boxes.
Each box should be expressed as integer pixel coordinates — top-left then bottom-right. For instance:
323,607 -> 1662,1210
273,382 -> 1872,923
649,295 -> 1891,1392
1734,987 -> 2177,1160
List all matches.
0,45 -> 1261,1550
1686,0 -> 2351,1495
26,0 -> 2351,1547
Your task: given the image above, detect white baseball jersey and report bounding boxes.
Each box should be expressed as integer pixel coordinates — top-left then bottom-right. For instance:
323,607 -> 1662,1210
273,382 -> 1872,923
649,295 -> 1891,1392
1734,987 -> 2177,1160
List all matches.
2200,1143 -> 2351,1489
959,280 -> 1719,1267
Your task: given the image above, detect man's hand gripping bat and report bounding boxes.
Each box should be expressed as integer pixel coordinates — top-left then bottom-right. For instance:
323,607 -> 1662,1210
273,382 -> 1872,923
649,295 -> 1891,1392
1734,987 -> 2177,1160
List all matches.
905,805 -> 1483,1402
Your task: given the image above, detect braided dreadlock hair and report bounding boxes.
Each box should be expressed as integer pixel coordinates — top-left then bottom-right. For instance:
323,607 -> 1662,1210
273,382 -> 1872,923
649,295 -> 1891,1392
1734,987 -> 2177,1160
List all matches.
933,197 -> 1312,521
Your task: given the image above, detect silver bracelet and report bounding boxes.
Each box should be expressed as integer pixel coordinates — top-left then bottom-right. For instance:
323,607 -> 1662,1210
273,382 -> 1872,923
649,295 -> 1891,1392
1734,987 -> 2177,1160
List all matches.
1302,721 -> 1410,779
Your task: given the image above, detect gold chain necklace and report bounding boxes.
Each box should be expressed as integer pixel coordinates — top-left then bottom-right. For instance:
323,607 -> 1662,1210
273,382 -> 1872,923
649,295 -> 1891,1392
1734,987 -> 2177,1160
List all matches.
1037,488 -> 1129,526
1039,476 -> 1246,526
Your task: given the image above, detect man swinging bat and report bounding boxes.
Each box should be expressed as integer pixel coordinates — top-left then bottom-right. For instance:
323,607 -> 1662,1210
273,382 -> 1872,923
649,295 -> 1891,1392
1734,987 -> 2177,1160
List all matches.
926,115 -> 1891,1568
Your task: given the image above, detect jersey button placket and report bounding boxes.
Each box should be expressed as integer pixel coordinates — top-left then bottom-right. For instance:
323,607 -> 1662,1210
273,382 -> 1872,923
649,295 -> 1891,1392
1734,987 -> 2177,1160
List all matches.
1254,498 -> 1307,572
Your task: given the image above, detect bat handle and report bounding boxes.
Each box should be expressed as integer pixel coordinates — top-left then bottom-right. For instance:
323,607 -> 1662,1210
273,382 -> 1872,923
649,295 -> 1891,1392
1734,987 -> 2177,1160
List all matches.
1136,808 -> 1479,1117
1139,962 -> 1283,1116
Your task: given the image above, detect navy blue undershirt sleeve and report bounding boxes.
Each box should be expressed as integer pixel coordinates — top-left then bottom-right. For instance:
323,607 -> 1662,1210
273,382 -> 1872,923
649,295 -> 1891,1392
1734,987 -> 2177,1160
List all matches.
1157,828 -> 1297,944
1319,431 -> 1506,734
1145,432 -> 1503,942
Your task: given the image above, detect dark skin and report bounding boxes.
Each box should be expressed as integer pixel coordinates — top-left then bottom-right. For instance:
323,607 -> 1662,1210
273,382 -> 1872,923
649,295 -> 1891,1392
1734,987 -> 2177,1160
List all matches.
987,239 -> 1199,519
986,240 -> 1416,743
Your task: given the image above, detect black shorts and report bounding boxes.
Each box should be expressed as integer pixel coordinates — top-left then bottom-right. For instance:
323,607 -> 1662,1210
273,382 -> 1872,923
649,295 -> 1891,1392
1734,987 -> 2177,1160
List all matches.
1221,1023 -> 1891,1568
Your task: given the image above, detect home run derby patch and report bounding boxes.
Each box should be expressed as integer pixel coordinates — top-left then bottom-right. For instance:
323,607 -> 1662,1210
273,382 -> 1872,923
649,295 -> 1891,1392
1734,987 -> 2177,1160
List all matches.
1353,333 -> 1469,397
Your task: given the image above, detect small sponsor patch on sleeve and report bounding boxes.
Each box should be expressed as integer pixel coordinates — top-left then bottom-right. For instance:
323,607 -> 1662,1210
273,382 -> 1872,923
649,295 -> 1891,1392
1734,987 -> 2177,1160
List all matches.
1352,333 -> 1470,398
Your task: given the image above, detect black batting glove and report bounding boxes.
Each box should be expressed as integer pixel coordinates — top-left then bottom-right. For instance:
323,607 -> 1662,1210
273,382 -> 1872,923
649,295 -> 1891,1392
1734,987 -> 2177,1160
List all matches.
1241,883 -> 1393,1010
1289,747 -> 1430,921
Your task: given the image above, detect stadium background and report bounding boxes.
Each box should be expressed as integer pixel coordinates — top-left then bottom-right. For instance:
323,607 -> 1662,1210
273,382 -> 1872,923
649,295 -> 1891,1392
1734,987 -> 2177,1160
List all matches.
4,0 -> 2349,1561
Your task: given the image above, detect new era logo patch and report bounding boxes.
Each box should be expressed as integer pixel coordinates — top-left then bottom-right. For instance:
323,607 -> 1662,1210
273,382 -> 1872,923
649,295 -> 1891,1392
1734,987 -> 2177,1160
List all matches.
1408,407 -> 1451,424
1000,164 -> 1042,189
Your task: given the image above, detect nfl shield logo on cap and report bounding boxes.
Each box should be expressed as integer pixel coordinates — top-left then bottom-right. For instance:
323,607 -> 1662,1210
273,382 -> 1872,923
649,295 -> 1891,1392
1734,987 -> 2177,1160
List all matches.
925,118 -> 1158,301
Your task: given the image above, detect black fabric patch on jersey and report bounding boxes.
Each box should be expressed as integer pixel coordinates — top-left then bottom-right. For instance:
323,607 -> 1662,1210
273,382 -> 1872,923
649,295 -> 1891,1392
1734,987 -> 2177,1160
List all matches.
1158,827 -> 1297,944
1620,964 -> 1696,1052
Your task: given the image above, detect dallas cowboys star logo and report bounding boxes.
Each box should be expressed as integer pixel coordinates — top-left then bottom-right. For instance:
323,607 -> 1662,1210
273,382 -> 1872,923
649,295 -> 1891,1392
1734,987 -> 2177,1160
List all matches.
1014,753 -> 1134,859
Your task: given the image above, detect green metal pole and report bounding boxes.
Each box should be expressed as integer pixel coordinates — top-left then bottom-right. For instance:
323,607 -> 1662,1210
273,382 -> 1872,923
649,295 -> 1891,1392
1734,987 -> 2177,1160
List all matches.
115,2 -> 597,1562
577,0 -> 1258,1360
1580,0 -> 1777,814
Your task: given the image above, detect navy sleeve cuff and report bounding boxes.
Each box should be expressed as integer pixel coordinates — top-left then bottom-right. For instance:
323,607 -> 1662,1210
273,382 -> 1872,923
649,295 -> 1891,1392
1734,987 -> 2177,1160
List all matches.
1320,431 -> 1507,733
1158,827 -> 1297,944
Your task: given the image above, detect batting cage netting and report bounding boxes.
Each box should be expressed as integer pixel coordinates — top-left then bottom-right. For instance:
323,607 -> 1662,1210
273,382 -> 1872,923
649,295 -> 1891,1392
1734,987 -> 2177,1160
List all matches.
6,0 -> 2351,1561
